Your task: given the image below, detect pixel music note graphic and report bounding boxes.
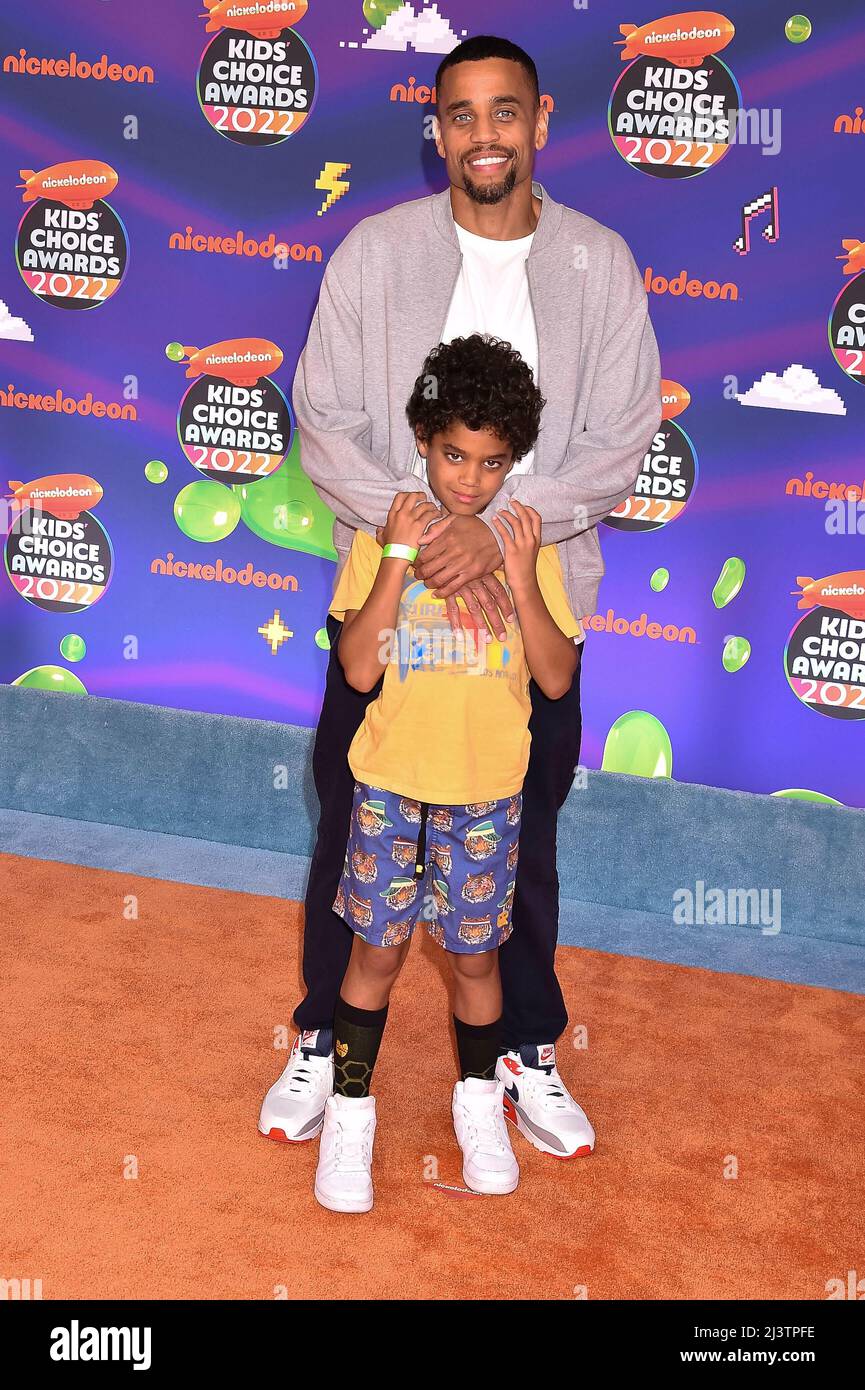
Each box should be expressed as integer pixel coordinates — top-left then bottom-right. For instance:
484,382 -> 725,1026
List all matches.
733,187 -> 780,255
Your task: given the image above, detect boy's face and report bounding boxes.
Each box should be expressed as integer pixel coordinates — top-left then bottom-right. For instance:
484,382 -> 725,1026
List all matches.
416,421 -> 514,516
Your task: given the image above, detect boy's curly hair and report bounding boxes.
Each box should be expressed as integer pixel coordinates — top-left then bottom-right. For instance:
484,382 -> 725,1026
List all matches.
406,333 -> 545,463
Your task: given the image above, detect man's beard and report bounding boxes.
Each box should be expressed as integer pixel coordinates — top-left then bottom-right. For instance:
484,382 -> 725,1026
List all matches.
461,157 -> 518,205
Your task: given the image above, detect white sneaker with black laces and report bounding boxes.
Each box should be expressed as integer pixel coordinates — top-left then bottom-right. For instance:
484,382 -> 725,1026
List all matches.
314,1093 -> 377,1213
497,1044 -> 595,1158
258,1030 -> 334,1143
452,1077 -> 520,1195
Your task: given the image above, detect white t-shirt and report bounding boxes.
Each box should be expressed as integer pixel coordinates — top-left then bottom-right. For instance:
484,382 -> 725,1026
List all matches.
409,220 -> 539,478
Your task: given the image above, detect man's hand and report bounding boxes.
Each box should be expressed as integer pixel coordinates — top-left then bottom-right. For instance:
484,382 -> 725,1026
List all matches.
414,513 -> 499,590
375,511 -> 514,639
438,576 -> 513,642
416,513 -> 513,639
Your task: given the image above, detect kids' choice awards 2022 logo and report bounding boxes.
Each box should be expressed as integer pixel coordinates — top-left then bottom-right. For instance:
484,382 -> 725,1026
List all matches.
196,0 -> 318,145
609,9 -> 740,178
169,337 -> 293,482
828,240 -> 865,387
603,380 -> 698,532
785,572 -> 865,721
4,475 -> 114,613
15,160 -> 129,310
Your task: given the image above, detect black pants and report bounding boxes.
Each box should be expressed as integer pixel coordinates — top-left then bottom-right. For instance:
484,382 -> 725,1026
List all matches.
294,612 -> 583,1049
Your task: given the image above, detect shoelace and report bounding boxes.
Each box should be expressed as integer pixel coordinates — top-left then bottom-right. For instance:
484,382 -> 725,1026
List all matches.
333,1117 -> 373,1172
462,1101 -> 508,1155
531,1066 -> 573,1110
278,1051 -> 325,1097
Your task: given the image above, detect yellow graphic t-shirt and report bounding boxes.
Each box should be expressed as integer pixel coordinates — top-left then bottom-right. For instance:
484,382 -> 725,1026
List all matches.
328,528 -> 584,804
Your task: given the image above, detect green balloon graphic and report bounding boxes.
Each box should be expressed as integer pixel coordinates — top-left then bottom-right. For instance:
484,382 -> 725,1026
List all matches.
784,15 -> 812,43
602,710 -> 673,778
174,480 -> 241,542
712,556 -> 745,609
165,342 -> 185,362
235,433 -> 337,559
315,626 -> 331,650
363,0 -> 403,28
722,635 -> 751,672
145,459 -> 168,484
772,788 -> 842,806
12,664 -> 88,693
59,634 -> 87,662
650,567 -> 670,592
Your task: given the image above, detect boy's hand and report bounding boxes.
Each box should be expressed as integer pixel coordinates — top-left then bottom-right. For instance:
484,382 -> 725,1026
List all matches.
490,499 -> 542,595
380,492 -> 442,551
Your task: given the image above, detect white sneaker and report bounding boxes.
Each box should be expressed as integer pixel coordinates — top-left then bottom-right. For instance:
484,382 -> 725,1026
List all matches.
258,1030 -> 334,1143
452,1077 -> 520,1195
314,1093 -> 377,1213
497,1045 -> 595,1158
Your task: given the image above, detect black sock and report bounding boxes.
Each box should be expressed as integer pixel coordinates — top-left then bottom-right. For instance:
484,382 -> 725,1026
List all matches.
454,1014 -> 501,1082
332,995 -> 389,1098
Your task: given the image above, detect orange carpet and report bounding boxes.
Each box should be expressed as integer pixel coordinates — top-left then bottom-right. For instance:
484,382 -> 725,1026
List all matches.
1,850 -> 861,1301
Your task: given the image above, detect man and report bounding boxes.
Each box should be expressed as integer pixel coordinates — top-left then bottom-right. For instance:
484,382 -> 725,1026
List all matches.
259,34 -> 661,1158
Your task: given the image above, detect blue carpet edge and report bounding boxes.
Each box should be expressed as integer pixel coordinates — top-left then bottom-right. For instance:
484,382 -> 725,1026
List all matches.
3,808 -> 862,996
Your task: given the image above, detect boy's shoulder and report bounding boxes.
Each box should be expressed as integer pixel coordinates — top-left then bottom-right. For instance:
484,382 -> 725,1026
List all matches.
350,527 -> 380,559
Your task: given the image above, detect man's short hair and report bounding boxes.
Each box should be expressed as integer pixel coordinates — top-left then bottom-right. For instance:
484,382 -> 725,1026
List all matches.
435,35 -> 540,111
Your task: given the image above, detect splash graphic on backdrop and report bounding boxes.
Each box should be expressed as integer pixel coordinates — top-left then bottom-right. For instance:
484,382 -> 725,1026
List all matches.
4,474 -> 113,612
829,268 -> 865,384
171,337 -> 292,482
785,570 -> 865,720
603,379 -> 697,531
196,0 -> 317,145
610,11 -> 739,177
15,161 -> 128,309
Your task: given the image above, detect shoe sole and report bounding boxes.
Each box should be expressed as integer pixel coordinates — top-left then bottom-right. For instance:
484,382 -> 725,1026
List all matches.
462,1167 -> 519,1196
257,1119 -> 324,1144
314,1184 -> 373,1213
502,1093 -> 594,1159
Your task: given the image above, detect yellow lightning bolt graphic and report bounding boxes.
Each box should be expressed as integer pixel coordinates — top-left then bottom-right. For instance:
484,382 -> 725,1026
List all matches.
258,610 -> 294,655
316,162 -> 351,216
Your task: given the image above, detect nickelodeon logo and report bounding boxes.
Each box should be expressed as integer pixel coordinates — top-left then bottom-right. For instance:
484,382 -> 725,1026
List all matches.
580,607 -> 696,644
833,106 -> 865,135
2,49 -> 154,84
786,472 -> 865,501
390,76 -> 554,113
168,226 -> 322,263
643,266 -> 738,301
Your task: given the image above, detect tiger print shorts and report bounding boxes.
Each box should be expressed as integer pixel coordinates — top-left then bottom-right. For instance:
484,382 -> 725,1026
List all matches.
332,780 -> 522,954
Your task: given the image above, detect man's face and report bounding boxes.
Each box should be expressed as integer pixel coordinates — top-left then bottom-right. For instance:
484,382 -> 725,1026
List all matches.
433,57 -> 547,206
417,420 -> 514,516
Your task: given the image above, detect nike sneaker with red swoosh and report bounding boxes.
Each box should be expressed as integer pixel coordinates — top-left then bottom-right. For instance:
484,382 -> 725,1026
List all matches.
258,1029 -> 334,1142
497,1045 -> 595,1158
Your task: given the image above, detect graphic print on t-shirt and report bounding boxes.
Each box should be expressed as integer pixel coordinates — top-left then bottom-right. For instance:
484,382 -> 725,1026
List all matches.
393,575 -> 516,685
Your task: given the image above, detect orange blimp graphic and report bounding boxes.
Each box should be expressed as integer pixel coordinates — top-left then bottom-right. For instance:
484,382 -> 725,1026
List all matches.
617,11 -> 735,67
793,571 -> 865,622
177,338 -> 284,387
837,239 -> 865,277
660,379 -> 690,420
201,0 -> 308,38
6,475 -> 103,521
18,161 -> 118,212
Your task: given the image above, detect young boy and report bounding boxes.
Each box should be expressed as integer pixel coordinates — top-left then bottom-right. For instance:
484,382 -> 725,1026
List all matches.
314,333 -> 584,1212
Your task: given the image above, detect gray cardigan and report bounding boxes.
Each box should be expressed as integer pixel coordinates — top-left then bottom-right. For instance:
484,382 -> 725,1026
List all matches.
292,178 -> 662,619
